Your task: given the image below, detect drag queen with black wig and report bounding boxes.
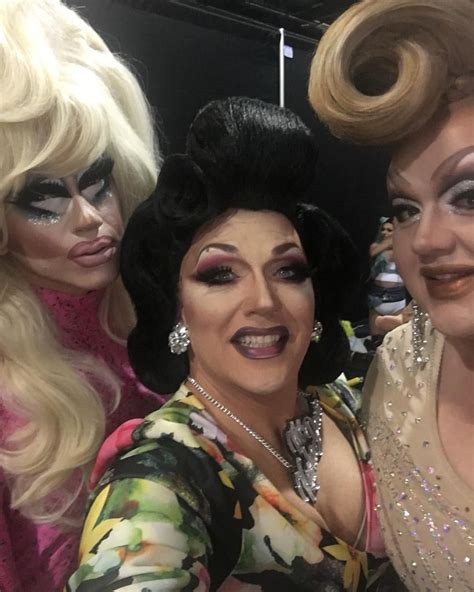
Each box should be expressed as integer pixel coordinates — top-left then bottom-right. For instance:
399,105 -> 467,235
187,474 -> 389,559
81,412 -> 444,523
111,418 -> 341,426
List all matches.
68,97 -> 405,591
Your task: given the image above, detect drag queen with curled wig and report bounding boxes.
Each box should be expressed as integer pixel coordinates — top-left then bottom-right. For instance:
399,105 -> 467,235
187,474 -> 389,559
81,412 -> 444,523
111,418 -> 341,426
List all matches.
309,0 -> 474,589
0,1 -> 163,589
68,97 -> 406,591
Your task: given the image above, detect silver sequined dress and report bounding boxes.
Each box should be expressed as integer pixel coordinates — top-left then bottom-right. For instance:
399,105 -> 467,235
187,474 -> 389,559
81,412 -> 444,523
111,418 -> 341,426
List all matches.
364,321 -> 473,592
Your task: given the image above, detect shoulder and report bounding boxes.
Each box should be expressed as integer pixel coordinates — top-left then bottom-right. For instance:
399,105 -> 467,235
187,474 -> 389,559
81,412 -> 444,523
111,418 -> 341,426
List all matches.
364,321 -> 442,430
370,320 -> 441,385
312,380 -> 362,428
89,386 -> 215,486
90,386 -> 235,511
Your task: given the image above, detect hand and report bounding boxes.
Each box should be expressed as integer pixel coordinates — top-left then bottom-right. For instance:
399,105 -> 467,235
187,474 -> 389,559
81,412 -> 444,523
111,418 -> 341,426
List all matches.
374,302 -> 413,333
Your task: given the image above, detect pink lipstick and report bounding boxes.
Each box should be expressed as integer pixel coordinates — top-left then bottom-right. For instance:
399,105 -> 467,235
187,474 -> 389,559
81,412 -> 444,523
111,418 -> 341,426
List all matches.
68,236 -> 118,268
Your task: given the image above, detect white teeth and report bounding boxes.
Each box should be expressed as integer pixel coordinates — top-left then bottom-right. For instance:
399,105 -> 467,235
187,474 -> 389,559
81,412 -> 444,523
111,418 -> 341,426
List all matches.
433,272 -> 471,281
237,334 -> 281,348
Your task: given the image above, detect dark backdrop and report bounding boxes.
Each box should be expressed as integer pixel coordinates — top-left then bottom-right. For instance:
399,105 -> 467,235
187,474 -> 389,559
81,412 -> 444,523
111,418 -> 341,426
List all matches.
68,0 -> 391,320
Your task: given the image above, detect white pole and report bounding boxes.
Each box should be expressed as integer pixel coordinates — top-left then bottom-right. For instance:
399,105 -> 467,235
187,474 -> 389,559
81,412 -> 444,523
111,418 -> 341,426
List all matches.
279,27 -> 285,107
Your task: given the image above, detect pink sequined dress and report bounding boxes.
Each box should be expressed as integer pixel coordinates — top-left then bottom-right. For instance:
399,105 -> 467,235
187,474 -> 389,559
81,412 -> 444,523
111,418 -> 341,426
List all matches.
0,288 -> 167,592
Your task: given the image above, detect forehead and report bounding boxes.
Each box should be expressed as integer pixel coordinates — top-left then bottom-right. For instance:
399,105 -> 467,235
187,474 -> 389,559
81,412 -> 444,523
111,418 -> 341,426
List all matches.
190,209 -> 301,253
390,99 -> 474,185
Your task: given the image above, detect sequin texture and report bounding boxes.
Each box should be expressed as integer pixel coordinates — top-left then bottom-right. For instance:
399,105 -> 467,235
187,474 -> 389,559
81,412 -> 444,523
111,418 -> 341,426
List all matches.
0,288 -> 166,592
366,322 -> 473,591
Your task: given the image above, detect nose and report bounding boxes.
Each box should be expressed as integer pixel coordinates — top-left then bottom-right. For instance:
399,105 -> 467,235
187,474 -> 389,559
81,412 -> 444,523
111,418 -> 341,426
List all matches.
246,272 -> 279,315
70,194 -> 103,234
411,207 -> 455,259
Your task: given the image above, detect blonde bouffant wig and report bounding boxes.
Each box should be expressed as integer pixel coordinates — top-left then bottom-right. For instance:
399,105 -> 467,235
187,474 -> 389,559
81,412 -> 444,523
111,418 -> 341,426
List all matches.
0,0 -> 160,525
309,0 -> 474,145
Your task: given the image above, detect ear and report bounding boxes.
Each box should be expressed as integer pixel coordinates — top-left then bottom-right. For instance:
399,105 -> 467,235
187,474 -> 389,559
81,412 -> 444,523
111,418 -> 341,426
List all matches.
175,277 -> 186,326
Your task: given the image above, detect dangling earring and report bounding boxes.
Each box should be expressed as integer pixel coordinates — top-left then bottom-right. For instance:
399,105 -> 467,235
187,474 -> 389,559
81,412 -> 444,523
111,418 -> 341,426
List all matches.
168,322 -> 190,355
0,234 -> 7,256
311,320 -> 323,343
412,301 -> 429,368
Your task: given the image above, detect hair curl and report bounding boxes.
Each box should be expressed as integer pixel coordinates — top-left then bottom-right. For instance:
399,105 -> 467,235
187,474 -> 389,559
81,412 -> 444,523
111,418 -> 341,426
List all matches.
121,97 -> 359,394
308,0 -> 474,145
0,0 -> 159,525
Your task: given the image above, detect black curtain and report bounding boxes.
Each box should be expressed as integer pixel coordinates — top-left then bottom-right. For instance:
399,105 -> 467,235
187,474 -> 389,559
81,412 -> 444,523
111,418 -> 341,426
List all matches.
68,0 -> 391,319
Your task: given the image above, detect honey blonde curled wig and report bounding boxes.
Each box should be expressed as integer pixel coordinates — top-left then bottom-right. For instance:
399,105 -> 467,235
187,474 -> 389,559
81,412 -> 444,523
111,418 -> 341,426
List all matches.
308,0 -> 474,145
0,0 -> 160,525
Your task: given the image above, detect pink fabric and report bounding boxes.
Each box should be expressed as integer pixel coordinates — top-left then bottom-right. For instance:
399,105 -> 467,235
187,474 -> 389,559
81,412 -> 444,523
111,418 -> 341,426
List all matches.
0,288 -> 167,592
88,418 -> 144,489
360,461 -> 386,557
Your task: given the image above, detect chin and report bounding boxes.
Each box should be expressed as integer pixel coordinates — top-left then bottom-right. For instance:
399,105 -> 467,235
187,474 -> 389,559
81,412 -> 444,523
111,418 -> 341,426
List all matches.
228,366 -> 297,397
431,317 -> 474,342
426,300 -> 474,342
70,265 -> 119,293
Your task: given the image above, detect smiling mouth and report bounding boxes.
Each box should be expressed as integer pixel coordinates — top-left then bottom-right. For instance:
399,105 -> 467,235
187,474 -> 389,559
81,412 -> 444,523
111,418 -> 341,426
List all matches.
235,334 -> 282,348
423,269 -> 474,299
427,271 -> 474,281
231,327 -> 289,359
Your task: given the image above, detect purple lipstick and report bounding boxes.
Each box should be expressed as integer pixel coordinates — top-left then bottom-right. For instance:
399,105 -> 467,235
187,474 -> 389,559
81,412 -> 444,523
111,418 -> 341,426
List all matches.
231,326 -> 289,359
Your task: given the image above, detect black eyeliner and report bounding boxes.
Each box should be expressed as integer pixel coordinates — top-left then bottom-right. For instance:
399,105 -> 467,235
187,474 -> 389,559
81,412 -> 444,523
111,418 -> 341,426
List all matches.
13,182 -> 68,205
78,155 -> 114,191
195,265 -> 234,285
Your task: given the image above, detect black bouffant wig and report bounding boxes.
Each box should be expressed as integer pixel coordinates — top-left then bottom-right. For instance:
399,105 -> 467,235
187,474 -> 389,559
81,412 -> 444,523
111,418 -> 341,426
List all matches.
121,97 -> 360,394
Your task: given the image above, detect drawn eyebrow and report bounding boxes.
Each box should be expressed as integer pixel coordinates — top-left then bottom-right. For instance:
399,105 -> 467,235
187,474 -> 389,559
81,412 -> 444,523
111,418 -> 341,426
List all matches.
78,155 -> 114,190
431,146 -> 474,185
387,167 -> 413,191
272,242 -> 302,255
198,243 -> 238,257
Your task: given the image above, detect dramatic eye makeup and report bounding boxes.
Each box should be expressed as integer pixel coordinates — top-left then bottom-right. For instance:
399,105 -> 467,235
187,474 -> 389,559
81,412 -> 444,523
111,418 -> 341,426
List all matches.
8,155 -> 114,223
443,177 -> 474,213
273,257 -> 310,282
193,252 -> 310,286
77,155 -> 114,205
390,198 -> 421,224
194,255 -> 239,285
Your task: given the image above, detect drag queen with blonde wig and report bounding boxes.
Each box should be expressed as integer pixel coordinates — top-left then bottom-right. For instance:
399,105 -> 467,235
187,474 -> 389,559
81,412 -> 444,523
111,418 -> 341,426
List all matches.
309,0 -> 474,590
0,1 -> 163,589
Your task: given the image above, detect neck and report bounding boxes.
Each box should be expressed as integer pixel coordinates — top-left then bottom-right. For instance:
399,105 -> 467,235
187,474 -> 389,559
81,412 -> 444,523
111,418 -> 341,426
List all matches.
444,335 -> 474,370
439,337 -> 474,421
187,372 -> 301,445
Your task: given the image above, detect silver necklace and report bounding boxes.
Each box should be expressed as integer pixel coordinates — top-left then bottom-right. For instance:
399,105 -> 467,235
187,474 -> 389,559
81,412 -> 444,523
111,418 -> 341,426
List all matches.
186,377 -> 323,504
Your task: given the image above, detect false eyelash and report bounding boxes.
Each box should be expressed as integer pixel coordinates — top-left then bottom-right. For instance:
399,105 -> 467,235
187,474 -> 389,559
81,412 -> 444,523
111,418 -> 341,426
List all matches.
278,262 -> 311,282
78,156 -> 114,191
195,265 -> 235,284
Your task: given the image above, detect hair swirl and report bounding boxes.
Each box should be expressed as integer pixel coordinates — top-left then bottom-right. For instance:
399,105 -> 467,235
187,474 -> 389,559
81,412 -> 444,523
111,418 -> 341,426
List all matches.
309,0 -> 474,145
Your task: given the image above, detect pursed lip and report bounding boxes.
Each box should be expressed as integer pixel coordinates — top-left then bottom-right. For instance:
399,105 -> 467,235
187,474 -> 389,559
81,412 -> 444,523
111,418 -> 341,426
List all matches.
67,236 -> 117,259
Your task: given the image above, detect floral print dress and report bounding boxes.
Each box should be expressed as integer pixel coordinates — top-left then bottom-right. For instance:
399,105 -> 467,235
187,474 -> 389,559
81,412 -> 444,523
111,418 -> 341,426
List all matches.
66,384 -> 404,592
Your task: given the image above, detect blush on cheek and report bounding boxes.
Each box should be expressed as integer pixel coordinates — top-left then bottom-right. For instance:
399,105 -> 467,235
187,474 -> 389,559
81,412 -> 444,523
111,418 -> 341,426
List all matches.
7,218 -> 70,260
